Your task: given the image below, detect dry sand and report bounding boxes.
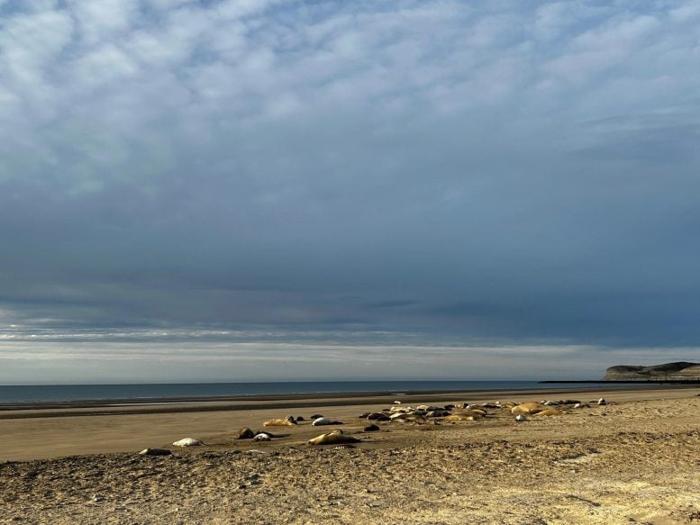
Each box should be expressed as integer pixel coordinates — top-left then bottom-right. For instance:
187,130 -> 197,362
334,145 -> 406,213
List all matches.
1,387 -> 699,524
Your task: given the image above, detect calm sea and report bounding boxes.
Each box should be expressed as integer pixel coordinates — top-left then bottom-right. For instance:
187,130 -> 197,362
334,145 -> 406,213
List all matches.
0,380 -> 628,405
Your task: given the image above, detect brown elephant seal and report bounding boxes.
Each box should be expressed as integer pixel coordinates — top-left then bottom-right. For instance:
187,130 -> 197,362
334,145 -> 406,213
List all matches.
237,427 -> 256,440
308,429 -> 360,446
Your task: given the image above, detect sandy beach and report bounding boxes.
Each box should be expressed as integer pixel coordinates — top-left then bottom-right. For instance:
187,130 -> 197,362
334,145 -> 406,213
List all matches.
1,386 -> 699,524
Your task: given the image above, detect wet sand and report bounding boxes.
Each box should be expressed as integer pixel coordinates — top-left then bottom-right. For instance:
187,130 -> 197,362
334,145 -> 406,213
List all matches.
1,386 -> 699,524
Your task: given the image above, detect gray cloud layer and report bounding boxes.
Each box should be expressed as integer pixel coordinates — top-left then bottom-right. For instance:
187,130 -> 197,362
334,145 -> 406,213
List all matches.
1,1 -> 700,381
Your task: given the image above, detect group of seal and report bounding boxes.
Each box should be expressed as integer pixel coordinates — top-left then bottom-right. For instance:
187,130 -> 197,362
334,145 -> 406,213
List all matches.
140,396 -> 611,456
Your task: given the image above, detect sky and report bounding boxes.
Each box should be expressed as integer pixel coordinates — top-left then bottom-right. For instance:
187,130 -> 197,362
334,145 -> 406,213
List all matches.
1,0 -> 700,384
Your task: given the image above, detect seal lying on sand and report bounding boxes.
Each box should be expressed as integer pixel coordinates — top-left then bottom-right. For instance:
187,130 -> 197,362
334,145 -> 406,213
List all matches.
367,412 -> 390,421
263,415 -> 297,427
445,413 -> 481,422
237,427 -> 256,440
253,432 -> 272,441
172,438 -> 204,447
308,429 -> 360,446
511,402 -> 545,416
312,417 -> 344,426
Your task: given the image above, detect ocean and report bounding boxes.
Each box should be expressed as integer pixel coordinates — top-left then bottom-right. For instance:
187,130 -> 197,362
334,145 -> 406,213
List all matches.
0,380 -> 631,405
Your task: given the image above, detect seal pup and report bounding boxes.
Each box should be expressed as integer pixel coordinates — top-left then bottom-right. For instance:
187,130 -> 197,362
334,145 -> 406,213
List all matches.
253,432 -> 272,441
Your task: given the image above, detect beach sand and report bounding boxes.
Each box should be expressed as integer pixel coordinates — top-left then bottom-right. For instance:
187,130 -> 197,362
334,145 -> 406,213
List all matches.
1,387 -> 699,524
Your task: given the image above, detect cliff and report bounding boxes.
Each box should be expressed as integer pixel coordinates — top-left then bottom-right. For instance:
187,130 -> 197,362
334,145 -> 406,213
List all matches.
604,361 -> 700,381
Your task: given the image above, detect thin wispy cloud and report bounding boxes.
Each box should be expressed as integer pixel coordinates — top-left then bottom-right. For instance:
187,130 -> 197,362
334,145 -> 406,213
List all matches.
1,1 -> 699,381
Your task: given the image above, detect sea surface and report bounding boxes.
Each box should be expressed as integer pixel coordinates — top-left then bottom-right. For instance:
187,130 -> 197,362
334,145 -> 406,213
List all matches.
0,380 -> 640,405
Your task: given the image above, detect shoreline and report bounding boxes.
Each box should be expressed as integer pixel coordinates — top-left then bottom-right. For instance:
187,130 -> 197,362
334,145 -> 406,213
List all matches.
0,381 -> 686,412
0,383 -> 688,419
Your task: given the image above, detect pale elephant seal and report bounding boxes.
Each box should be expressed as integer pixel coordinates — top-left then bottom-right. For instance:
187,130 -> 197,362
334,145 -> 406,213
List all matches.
444,413 -> 479,422
263,415 -> 297,427
308,429 -> 360,446
312,417 -> 343,426
172,438 -> 203,447
597,398 -> 607,406
511,402 -> 544,416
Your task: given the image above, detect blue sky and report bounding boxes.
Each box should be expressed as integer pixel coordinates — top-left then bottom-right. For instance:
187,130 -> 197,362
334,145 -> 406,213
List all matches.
1,0 -> 699,383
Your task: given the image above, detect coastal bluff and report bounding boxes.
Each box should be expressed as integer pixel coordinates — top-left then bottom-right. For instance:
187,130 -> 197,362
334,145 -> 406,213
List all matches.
604,361 -> 700,381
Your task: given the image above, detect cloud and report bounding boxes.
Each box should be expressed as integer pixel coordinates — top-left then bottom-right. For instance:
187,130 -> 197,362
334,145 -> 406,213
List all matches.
1,0 -> 700,381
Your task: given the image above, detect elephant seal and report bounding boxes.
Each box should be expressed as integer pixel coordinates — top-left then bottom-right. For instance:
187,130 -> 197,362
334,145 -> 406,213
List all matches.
308,429 -> 360,446
172,438 -> 203,447
511,402 -> 544,416
364,424 -> 380,432
444,413 -> 480,422
263,415 -> 297,427
237,427 -> 256,440
367,412 -> 390,421
312,417 -> 344,426
253,432 -> 272,441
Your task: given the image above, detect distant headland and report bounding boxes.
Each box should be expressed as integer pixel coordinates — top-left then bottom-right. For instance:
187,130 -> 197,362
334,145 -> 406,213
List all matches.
604,361 -> 700,381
